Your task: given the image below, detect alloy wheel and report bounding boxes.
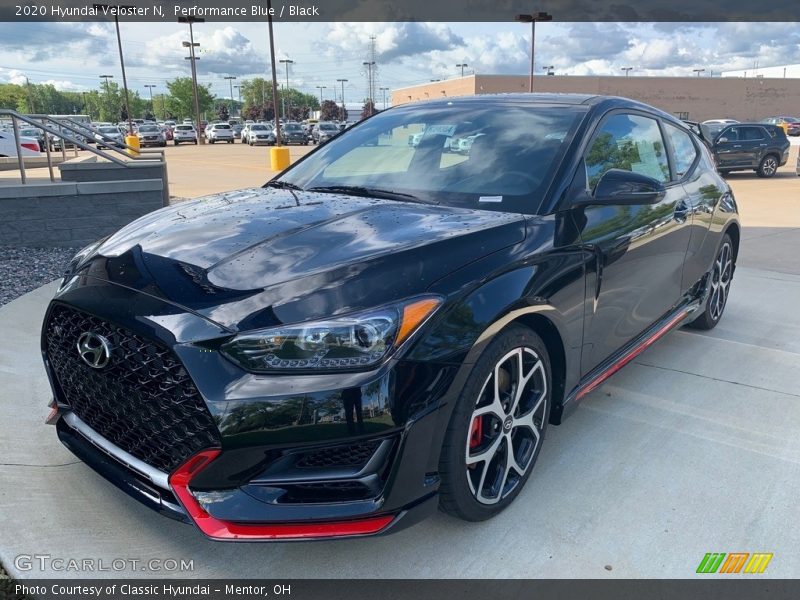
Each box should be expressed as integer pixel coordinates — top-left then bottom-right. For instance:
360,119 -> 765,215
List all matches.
465,347 -> 547,505
761,157 -> 777,177
708,241 -> 733,321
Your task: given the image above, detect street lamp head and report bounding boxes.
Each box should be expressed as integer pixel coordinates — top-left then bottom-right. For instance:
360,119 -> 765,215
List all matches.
178,16 -> 205,24
181,41 -> 199,47
516,12 -> 553,22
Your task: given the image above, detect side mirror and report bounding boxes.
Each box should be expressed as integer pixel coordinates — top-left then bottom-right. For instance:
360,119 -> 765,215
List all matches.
586,168 -> 666,206
717,136 -> 729,143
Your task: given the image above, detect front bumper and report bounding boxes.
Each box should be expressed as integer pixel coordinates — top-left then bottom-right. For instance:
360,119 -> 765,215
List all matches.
42,278 -> 450,541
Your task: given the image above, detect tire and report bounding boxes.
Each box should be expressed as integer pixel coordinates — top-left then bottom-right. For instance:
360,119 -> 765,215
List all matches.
439,324 -> 551,521
194,140 -> 198,145
687,233 -> 735,330
209,139 -> 215,144
174,141 -> 179,146
757,154 -> 779,178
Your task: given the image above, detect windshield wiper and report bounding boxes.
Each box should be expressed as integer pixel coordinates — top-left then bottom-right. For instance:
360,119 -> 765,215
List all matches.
305,185 -> 433,204
264,180 -> 302,190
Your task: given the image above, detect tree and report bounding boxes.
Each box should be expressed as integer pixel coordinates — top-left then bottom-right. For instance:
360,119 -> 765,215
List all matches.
319,99 -> 339,121
216,103 -> 229,122
165,77 -> 214,121
361,100 -> 375,119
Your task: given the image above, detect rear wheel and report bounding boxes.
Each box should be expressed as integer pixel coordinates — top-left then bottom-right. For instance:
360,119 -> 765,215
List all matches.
687,233 -> 735,330
439,325 -> 551,521
757,155 -> 779,178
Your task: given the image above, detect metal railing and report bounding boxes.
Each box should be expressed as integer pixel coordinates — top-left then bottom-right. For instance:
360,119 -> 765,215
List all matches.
0,110 -> 169,203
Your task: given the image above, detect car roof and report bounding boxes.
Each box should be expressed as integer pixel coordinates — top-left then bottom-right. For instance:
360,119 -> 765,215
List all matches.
402,93 -> 690,129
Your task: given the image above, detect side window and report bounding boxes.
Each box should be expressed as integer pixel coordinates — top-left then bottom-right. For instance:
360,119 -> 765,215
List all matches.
721,127 -> 739,142
585,114 -> 670,192
741,127 -> 765,141
664,124 -> 698,179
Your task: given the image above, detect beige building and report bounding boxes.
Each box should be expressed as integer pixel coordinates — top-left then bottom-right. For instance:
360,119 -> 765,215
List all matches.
391,74 -> 800,122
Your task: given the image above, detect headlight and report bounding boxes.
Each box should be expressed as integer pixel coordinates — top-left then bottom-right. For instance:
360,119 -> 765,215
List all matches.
220,296 -> 442,373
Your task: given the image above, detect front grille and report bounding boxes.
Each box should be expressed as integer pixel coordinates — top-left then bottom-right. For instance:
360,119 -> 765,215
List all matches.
44,304 -> 221,473
295,441 -> 379,469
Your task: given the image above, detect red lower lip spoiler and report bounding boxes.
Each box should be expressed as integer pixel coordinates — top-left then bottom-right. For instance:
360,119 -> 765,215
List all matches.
169,449 -> 394,540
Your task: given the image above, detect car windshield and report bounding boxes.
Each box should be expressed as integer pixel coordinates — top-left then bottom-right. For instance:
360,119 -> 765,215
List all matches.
284,124 -> 301,131
320,123 -> 338,131
98,127 -> 119,134
176,125 -> 194,131
251,125 -> 268,131
139,125 -> 159,132
20,129 -> 39,136
276,102 -> 586,214
704,123 -> 726,138
214,124 -> 231,129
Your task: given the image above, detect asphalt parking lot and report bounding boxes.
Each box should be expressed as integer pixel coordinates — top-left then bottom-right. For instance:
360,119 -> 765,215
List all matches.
0,144 -> 798,579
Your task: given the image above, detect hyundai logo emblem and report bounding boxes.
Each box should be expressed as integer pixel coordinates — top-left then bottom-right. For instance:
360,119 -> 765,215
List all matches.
76,332 -> 112,369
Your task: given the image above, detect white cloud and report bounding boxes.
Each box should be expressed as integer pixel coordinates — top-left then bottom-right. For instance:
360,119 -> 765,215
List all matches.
126,26 -> 265,76
0,68 -> 29,85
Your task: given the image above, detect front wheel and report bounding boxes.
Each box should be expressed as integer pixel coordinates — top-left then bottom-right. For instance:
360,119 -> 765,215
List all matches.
687,233 -> 735,330
439,325 -> 551,521
757,155 -> 779,178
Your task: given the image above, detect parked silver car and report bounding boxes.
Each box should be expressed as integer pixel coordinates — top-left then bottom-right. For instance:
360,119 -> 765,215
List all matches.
206,123 -> 235,144
173,124 -> 198,145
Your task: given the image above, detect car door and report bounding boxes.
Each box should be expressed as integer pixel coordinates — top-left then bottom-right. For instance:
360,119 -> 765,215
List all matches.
713,126 -> 749,168
569,111 -> 694,374
740,125 -> 769,167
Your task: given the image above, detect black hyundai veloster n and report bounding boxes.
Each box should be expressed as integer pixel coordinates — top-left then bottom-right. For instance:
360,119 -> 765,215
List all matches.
42,94 -> 739,540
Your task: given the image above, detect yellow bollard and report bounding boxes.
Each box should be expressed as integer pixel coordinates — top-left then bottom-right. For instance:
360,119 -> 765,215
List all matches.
125,135 -> 140,157
270,146 -> 291,171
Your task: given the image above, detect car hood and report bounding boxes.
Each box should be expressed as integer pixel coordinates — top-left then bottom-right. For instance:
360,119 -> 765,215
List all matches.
82,188 -> 525,332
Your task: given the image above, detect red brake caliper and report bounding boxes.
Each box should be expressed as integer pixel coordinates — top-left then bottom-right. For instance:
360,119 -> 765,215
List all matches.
469,416 -> 483,449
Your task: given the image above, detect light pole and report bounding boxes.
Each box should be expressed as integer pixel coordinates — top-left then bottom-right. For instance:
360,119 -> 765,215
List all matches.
100,74 -> 113,96
266,0 -> 282,145
179,16 -> 205,143
456,63 -> 468,77
224,76 -> 236,118
144,84 -> 156,117
100,75 -> 113,122
380,86 -> 389,110
279,58 -> 294,120
337,78 -> 348,121
621,67 -> 633,77
542,65 -> 554,75
515,12 -> 553,93
234,84 -> 242,116
94,4 -> 134,134
363,61 -> 376,116
693,68 -> 705,77
316,85 -> 326,105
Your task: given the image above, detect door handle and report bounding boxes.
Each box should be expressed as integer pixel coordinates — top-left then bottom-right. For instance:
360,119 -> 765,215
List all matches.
732,144 -> 742,148
674,200 -> 690,223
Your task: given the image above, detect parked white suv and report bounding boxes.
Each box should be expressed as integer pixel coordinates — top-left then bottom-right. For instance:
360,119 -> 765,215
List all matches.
205,123 -> 234,144
173,124 -> 198,145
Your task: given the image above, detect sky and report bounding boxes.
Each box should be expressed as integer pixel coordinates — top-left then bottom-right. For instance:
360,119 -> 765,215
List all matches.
1,21 -> 799,102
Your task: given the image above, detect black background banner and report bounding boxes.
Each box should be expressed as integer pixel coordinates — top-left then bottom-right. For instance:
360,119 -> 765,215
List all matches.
3,579 -> 800,600
1,0 -> 799,22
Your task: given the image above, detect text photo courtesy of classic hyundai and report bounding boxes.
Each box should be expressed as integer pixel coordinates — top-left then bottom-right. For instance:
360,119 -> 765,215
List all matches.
41,94 -> 739,541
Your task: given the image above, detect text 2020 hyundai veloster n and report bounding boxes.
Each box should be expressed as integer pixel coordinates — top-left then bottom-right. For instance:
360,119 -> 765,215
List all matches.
42,94 -> 739,540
